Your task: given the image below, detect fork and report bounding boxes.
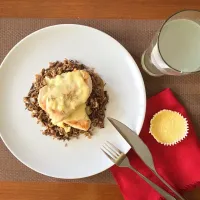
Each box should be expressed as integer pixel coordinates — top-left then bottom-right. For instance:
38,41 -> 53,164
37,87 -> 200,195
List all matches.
101,142 -> 176,200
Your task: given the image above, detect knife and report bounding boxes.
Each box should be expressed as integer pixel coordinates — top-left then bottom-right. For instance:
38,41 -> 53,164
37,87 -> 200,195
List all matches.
108,117 -> 186,200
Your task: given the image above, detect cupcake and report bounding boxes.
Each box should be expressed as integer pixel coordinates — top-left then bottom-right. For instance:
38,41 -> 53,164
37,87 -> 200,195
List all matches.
149,109 -> 188,146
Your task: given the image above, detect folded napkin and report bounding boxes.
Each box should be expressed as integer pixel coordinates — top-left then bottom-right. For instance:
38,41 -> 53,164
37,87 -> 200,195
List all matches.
111,88 -> 200,200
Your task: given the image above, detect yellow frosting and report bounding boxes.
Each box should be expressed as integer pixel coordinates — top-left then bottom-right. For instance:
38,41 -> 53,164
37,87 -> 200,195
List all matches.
150,110 -> 188,145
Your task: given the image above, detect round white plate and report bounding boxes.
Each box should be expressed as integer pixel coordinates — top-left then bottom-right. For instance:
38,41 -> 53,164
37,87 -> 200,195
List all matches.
0,24 -> 146,179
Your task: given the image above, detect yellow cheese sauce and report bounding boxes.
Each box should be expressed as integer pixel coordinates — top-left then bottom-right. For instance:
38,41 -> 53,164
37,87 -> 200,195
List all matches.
38,70 -> 92,132
57,104 -> 90,133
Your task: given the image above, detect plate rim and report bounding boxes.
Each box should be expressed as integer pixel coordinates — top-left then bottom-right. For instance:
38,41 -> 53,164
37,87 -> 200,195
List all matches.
0,24 -> 146,179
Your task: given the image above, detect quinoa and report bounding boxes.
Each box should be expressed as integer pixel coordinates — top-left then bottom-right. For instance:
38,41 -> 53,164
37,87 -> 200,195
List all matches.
23,59 -> 109,141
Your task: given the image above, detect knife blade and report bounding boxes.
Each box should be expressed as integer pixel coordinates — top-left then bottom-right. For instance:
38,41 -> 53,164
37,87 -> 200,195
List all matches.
108,117 -> 155,171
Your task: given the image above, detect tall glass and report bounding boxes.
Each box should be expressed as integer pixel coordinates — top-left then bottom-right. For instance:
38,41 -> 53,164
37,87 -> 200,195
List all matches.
141,10 -> 200,76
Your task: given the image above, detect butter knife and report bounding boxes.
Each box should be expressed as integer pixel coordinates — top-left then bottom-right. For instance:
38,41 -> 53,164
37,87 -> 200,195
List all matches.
108,117 -> 186,200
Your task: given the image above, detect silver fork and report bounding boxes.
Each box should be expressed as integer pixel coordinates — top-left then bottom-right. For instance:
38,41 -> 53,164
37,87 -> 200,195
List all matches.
101,142 -> 176,200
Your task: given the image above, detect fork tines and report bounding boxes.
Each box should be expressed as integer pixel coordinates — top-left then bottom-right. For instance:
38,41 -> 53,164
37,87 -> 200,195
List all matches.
101,141 -> 122,163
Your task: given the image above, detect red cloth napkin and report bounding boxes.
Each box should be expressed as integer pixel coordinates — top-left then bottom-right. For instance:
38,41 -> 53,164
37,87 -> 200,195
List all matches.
111,88 -> 200,200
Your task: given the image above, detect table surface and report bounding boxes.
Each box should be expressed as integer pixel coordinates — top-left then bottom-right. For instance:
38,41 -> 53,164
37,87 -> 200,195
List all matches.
1,1 -> 200,200
0,0 -> 200,19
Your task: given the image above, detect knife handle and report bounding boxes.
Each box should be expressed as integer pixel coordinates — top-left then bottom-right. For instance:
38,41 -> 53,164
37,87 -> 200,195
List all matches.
127,166 -> 176,200
153,171 -> 186,200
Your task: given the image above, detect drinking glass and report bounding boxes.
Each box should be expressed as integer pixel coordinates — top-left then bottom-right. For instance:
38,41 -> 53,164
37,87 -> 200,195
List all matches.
141,10 -> 200,76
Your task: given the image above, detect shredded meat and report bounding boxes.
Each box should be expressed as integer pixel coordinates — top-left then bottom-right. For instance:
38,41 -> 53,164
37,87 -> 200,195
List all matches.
23,59 -> 109,141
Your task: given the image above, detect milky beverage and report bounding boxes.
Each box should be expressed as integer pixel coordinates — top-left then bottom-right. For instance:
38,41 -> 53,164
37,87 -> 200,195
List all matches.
151,19 -> 200,74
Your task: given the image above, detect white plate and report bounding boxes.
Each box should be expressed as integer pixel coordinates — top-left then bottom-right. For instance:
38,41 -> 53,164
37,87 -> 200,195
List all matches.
0,24 -> 146,179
